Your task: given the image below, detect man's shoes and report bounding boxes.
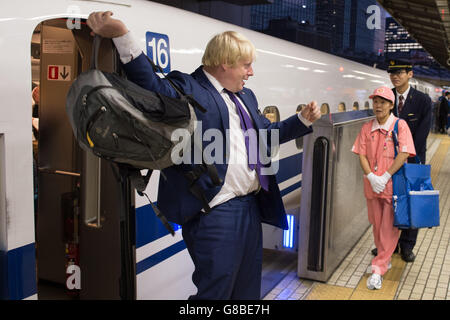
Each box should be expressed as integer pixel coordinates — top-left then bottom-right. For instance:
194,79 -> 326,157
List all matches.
401,249 -> 416,262
371,245 -> 399,256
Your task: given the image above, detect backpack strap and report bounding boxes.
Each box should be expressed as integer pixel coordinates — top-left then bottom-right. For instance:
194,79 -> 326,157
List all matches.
90,35 -> 103,70
206,164 -> 222,186
392,119 -> 421,164
181,164 -> 219,214
114,164 -> 175,236
392,119 -> 400,157
178,141 -> 222,214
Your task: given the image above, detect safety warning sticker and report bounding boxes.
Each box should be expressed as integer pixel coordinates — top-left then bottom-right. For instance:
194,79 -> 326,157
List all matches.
47,65 -> 71,81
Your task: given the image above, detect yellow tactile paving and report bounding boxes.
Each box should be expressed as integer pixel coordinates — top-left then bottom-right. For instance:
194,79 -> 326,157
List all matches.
429,134 -> 450,184
350,279 -> 400,300
305,283 -> 354,300
384,256 -> 406,282
305,254 -> 406,300
353,275 -> 399,298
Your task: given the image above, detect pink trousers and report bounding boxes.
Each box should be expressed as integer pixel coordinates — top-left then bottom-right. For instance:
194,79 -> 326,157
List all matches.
367,198 -> 400,275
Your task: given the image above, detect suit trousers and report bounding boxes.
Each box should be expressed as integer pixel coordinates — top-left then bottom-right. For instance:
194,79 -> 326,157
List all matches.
182,193 -> 262,300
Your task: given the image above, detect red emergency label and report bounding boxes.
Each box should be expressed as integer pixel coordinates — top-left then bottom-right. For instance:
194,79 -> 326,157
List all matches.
47,65 -> 71,81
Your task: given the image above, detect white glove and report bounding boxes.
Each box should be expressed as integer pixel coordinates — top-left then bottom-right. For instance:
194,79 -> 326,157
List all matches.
366,172 -> 384,194
378,171 -> 391,192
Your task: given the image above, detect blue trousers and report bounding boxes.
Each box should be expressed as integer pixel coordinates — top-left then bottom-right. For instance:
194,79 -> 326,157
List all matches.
181,194 -> 262,300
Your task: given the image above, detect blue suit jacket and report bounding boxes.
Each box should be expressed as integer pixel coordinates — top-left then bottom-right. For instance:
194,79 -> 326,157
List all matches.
392,87 -> 431,164
122,54 -> 313,229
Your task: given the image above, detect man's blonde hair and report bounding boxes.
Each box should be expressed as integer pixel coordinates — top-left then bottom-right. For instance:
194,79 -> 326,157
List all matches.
202,31 -> 256,67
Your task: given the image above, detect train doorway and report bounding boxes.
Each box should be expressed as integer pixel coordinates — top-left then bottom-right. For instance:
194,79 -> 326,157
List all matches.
31,19 -> 135,299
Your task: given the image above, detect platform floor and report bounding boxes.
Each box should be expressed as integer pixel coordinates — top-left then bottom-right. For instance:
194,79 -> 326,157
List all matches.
263,133 -> 450,300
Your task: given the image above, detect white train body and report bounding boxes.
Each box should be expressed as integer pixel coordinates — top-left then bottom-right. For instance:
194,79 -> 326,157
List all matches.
0,0 -> 441,300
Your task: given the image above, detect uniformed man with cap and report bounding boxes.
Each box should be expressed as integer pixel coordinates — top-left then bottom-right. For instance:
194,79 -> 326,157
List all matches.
371,60 -> 432,262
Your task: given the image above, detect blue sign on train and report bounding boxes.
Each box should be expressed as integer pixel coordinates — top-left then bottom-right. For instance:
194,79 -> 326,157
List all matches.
146,32 -> 171,73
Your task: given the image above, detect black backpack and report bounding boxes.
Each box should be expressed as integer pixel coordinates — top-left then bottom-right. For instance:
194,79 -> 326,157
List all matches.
66,36 -> 221,234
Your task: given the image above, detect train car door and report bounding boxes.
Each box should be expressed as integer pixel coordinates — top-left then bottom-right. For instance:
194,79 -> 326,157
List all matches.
33,19 -> 135,299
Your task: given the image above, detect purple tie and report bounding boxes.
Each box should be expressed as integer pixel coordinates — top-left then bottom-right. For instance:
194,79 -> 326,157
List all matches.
225,90 -> 269,191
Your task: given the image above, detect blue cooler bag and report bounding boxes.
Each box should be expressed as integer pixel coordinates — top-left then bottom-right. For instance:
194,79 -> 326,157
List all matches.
409,190 -> 440,228
391,120 -> 440,229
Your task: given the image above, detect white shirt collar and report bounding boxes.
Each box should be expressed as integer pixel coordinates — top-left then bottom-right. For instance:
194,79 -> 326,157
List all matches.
202,68 -> 225,94
371,113 -> 396,132
397,85 -> 410,101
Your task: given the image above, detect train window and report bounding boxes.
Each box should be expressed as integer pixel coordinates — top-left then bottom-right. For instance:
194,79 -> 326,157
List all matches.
320,103 -> 330,115
296,104 -> 306,114
263,106 -> 280,123
364,101 -> 370,109
338,102 -> 346,112
352,102 -> 359,111
295,104 -> 307,150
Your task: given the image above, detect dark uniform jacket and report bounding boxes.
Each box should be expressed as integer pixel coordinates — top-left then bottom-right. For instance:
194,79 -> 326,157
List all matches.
392,86 -> 431,164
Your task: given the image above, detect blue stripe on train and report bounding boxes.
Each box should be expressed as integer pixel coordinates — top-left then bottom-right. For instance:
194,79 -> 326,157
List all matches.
274,152 -> 303,184
135,203 -> 180,249
0,243 -> 37,300
136,240 -> 186,275
280,181 -> 302,197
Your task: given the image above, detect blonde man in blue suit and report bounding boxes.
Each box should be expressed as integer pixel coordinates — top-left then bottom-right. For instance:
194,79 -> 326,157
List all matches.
88,11 -> 321,300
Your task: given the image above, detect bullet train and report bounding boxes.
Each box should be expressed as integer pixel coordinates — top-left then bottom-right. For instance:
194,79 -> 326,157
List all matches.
0,0 -> 441,300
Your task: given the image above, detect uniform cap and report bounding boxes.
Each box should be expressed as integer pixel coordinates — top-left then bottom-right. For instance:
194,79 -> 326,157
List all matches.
369,86 -> 395,104
387,59 -> 412,73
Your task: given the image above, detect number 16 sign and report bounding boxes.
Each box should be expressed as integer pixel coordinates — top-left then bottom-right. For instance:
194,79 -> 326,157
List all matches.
146,31 -> 171,74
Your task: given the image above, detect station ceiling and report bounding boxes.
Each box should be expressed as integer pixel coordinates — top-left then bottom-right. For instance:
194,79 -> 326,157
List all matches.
377,0 -> 450,70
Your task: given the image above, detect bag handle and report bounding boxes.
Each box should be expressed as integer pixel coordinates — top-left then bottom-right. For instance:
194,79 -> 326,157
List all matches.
115,164 -> 175,236
90,35 -> 103,70
392,119 -> 422,164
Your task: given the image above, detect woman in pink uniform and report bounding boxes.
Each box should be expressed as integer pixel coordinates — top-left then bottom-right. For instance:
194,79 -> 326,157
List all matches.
352,86 -> 416,290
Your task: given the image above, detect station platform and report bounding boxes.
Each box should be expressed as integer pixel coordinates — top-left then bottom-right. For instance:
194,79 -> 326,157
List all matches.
263,133 -> 450,300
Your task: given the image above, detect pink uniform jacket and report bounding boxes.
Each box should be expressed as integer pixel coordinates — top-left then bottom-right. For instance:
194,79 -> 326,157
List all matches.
352,114 -> 416,199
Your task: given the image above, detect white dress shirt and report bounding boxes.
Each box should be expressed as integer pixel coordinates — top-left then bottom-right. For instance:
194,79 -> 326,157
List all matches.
112,31 -> 312,209
202,70 -> 260,208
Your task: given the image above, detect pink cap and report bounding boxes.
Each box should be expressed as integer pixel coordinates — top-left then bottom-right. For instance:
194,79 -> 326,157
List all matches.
369,86 -> 395,104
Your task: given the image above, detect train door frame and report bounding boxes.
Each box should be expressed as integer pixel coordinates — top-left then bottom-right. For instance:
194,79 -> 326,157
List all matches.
32,18 -> 136,300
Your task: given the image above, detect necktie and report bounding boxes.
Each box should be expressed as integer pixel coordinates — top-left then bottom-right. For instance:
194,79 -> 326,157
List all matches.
398,95 -> 404,114
225,90 -> 269,191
